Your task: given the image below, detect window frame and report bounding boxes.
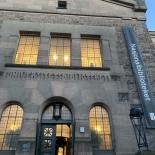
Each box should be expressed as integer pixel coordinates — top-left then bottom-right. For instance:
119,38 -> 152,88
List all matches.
57,1 -> 67,9
42,103 -> 72,122
89,104 -> 113,151
80,35 -> 103,68
48,33 -> 71,67
0,103 -> 24,150
13,31 -> 40,65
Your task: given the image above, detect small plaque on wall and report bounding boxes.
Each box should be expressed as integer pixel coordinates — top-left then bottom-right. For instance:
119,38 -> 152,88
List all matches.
80,127 -> 85,133
21,143 -> 31,152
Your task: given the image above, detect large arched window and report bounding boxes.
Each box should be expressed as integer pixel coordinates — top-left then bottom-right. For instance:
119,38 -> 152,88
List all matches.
0,104 -> 23,150
89,105 -> 112,150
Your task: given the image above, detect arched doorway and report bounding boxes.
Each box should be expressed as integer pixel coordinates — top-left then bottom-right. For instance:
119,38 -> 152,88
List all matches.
38,103 -> 72,155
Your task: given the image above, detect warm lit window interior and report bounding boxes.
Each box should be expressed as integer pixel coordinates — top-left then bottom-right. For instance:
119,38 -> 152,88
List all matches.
90,106 -> 112,150
81,36 -> 102,67
49,34 -> 71,66
15,33 -> 40,65
0,104 -> 23,150
58,147 -> 64,155
56,124 -> 71,138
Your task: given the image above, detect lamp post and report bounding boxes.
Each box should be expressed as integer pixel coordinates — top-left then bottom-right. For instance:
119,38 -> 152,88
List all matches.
129,107 -> 148,151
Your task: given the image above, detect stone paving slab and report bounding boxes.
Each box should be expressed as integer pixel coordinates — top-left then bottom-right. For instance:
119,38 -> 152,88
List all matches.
135,151 -> 155,155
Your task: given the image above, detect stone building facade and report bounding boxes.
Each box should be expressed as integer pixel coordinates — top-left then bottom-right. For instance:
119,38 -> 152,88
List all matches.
0,0 -> 155,155
150,31 -> 155,47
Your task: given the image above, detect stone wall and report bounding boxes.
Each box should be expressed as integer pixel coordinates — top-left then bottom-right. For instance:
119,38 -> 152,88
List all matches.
0,0 -> 146,18
150,31 -> 155,46
0,1 -> 155,155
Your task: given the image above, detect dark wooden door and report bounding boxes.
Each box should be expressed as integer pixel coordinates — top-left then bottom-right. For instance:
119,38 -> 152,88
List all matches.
39,125 -> 56,155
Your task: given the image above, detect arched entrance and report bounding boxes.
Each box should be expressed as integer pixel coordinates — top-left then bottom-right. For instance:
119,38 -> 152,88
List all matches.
38,103 -> 72,155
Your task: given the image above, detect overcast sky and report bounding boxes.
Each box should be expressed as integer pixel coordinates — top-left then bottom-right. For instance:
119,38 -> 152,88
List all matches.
145,0 -> 155,31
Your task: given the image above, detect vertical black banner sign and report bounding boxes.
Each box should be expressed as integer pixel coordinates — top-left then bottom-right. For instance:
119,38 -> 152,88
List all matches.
123,26 -> 155,128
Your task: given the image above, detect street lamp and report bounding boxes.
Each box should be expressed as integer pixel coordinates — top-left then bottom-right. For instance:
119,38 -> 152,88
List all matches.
129,107 -> 148,151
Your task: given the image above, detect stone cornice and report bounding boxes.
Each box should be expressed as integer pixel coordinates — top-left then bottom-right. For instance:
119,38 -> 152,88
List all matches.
102,0 -> 147,12
150,31 -> 155,37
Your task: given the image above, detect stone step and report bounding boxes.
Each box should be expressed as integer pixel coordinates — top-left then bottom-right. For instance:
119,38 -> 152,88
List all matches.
135,151 -> 155,155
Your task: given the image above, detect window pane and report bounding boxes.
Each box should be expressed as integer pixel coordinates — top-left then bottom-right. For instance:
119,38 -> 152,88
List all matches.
42,105 -> 71,121
61,105 -> 71,120
56,125 -> 70,138
42,106 -> 53,120
90,106 -> 112,150
49,35 -> 71,66
81,37 -> 103,67
0,104 -> 23,150
15,34 -> 40,65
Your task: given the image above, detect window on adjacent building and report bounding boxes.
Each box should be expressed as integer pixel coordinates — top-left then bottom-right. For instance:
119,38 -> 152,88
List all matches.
49,34 -> 71,66
0,104 -> 23,150
81,36 -> 102,67
89,105 -> 112,150
15,33 -> 40,65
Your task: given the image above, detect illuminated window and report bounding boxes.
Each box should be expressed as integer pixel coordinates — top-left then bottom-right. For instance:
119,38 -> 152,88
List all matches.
0,104 -> 23,150
49,34 -> 71,66
56,124 -> 71,138
15,33 -> 40,65
81,36 -> 102,67
89,105 -> 112,150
